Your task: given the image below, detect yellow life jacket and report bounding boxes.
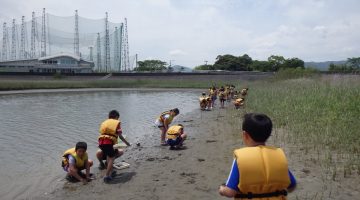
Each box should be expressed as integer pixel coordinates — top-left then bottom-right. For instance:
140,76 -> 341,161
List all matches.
235,98 -> 244,106
158,111 -> 174,126
166,125 -> 182,140
199,96 -> 207,102
62,147 -> 88,169
99,118 -> 120,144
234,146 -> 290,200
219,91 -> 225,98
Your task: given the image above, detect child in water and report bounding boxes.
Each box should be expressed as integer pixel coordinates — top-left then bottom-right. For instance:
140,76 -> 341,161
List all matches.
62,142 -> 93,184
219,113 -> 296,199
155,108 -> 180,145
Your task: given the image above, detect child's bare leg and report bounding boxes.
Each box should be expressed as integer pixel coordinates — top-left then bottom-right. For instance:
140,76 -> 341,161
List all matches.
105,156 -> 115,177
96,150 -> 105,166
179,134 -> 187,146
160,127 -> 166,144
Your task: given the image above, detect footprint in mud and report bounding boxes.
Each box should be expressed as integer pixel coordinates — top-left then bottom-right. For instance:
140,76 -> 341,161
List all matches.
180,172 -> 198,184
205,140 -> 217,143
146,156 -> 174,162
146,157 -> 156,162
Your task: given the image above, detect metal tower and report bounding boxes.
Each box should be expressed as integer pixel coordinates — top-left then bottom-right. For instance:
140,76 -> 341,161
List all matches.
11,19 -> 17,60
20,16 -> 26,59
89,46 -> 93,62
121,18 -> 130,71
30,12 -> 37,58
74,10 -> 80,56
114,27 -> 120,72
2,23 -> 8,61
96,33 -> 102,72
104,12 -> 110,72
41,8 -> 47,57
119,23 -> 123,71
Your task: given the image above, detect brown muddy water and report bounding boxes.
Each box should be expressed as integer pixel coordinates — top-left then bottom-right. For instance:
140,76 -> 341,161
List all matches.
0,90 -> 199,200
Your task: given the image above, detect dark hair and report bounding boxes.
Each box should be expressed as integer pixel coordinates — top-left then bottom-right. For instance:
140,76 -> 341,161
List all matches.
242,113 -> 272,143
109,110 -> 120,119
75,142 -> 87,151
172,108 -> 179,115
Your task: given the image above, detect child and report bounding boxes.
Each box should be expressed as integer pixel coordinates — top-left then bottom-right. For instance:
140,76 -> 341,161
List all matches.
199,92 -> 208,110
219,113 -> 296,199
240,88 -> 248,97
98,110 -> 130,183
155,108 -> 180,145
62,142 -> 93,184
233,97 -> 245,109
209,86 -> 217,108
218,87 -> 226,108
166,124 -> 187,150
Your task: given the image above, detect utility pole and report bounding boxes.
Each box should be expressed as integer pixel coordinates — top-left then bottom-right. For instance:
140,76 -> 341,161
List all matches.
11,19 -> 16,60
74,10 -> 80,56
41,8 -> 47,57
114,27 -> 120,72
104,12 -> 110,72
121,18 -> 129,71
31,11 -> 36,58
2,22 -> 8,61
96,33 -> 102,72
20,16 -> 26,59
119,23 -> 123,71
89,46 -> 93,62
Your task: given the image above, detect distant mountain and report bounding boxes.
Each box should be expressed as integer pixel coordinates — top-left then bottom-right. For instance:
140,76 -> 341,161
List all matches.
305,61 -> 346,71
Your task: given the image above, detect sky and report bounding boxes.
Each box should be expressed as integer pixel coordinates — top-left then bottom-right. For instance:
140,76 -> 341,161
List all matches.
0,0 -> 360,67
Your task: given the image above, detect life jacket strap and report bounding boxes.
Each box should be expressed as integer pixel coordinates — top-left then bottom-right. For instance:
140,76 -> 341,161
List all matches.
235,190 -> 288,199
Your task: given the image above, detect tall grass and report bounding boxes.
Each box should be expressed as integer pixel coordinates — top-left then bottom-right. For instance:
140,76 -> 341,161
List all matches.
241,75 -> 360,180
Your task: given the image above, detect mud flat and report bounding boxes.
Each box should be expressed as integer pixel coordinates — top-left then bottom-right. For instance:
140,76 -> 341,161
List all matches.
43,102 -> 359,200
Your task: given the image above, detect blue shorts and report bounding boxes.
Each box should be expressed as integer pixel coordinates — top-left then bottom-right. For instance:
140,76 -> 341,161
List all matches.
166,137 -> 182,147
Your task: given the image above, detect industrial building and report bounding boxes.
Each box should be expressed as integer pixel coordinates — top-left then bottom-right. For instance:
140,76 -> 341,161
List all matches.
0,53 -> 93,73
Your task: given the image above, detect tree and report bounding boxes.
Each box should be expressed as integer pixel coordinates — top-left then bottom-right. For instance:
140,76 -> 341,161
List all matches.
284,57 -> 305,69
347,57 -> 360,72
134,60 -> 167,71
268,55 -> 285,71
213,54 -> 253,71
194,64 -> 214,70
250,60 -> 273,72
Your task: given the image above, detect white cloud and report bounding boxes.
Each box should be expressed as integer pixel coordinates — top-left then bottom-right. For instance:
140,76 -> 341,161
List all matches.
1,0 -> 360,66
169,49 -> 187,56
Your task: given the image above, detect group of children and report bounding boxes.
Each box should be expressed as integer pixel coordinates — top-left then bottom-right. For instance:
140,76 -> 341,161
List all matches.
62,108 -> 186,184
61,91 -> 297,199
62,110 -> 131,183
199,85 -> 249,110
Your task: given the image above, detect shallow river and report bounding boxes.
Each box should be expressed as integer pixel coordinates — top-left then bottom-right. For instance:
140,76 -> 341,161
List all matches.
0,89 -> 199,199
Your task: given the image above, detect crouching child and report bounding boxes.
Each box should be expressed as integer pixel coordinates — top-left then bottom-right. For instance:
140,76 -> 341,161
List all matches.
166,124 -> 187,150
62,142 -> 93,184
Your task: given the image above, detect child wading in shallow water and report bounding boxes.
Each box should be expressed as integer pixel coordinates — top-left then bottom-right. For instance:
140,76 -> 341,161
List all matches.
219,113 -> 296,199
